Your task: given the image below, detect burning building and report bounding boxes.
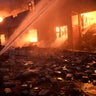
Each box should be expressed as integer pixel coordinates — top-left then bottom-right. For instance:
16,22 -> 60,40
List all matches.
0,1 -> 96,95
0,0 -> 96,52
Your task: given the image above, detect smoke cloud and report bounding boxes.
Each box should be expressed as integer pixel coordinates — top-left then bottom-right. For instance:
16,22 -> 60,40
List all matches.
0,0 -> 31,17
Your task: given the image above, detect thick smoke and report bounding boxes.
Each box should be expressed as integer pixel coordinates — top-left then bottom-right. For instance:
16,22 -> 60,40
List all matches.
0,0 -> 31,17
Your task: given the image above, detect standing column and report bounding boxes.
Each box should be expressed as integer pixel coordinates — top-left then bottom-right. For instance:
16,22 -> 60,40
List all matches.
67,12 -> 73,50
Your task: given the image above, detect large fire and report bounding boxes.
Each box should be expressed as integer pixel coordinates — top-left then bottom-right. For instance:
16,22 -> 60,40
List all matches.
81,11 -> 96,29
12,29 -> 38,47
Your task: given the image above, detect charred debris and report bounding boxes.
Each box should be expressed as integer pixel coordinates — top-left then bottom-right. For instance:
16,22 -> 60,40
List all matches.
0,45 -> 96,96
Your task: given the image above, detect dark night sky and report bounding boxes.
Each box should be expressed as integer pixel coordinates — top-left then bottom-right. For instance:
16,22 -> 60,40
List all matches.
0,0 -> 31,17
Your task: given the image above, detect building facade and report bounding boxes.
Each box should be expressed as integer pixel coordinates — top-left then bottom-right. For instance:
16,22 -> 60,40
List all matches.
0,0 -> 96,49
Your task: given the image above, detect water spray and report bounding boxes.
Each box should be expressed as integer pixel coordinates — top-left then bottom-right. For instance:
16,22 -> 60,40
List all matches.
0,0 -> 57,55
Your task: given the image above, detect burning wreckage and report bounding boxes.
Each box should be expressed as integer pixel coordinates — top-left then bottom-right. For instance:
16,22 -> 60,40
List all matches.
0,0 -> 96,96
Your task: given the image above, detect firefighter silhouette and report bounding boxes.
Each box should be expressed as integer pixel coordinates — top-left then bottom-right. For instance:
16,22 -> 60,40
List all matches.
28,0 -> 35,11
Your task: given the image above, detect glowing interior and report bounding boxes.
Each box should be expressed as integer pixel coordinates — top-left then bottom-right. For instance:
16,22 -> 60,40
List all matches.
56,26 -> 68,39
81,11 -> 96,28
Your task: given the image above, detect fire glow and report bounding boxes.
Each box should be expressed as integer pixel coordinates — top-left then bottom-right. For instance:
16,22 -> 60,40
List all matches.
56,26 -> 68,39
0,17 -> 3,22
81,11 -> 96,28
28,29 -> 38,43
51,25 -> 68,47
13,29 -> 38,47
0,34 -> 5,45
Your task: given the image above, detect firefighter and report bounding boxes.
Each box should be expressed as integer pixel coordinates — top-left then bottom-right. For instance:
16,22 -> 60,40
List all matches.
28,0 -> 35,11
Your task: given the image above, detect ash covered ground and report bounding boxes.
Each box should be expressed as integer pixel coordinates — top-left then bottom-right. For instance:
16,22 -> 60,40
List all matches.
0,46 -> 96,96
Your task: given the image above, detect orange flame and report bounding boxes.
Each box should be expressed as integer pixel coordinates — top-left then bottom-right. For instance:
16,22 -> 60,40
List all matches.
28,29 -> 38,43
0,17 -> 3,22
81,11 -> 96,28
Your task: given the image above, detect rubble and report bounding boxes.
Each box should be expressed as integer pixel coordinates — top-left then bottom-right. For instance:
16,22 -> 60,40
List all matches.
3,81 -> 15,88
3,75 -> 10,82
0,47 -> 96,95
21,90 -> 29,96
29,89 -> 36,96
38,89 -> 50,96
4,88 -> 12,95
